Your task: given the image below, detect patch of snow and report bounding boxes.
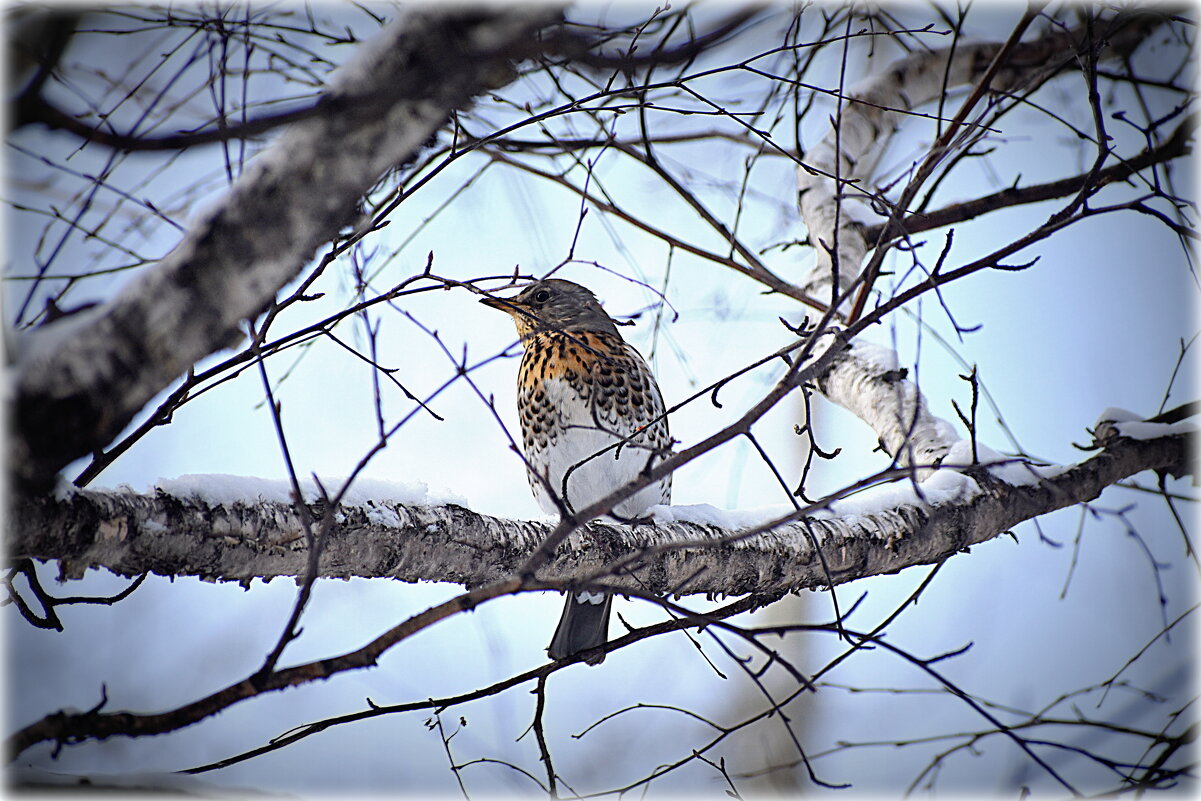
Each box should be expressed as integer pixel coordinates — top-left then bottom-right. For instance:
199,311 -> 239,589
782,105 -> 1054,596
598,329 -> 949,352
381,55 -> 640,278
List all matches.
357,503 -> 403,529
51,476 -> 78,502
1113,419 -> 1196,441
338,477 -> 468,509
1095,407 -> 1142,426
650,503 -> 795,530
826,468 -> 981,521
927,418 -> 961,450
155,474 -> 291,505
151,474 -> 468,510
920,467 -> 982,503
653,464 -> 991,533
141,519 -> 168,534
944,440 -> 1059,486
942,439 -> 976,467
1091,407 -> 1195,442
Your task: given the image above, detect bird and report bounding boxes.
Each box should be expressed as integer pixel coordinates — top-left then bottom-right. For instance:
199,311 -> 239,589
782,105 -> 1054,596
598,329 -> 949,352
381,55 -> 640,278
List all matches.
481,278 -> 672,665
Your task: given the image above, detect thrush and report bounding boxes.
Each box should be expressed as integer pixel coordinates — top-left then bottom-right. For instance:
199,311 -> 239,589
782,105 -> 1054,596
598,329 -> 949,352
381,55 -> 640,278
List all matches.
481,278 -> 672,664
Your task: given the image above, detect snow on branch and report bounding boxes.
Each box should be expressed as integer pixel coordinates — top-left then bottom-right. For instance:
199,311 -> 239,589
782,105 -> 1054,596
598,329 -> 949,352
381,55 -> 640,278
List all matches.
796,11 -> 1165,474
13,422 -> 1191,595
9,6 -> 561,495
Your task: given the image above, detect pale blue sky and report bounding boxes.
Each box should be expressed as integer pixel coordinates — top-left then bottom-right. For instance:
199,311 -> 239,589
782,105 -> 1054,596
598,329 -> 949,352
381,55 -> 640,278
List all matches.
8,4 -> 1195,796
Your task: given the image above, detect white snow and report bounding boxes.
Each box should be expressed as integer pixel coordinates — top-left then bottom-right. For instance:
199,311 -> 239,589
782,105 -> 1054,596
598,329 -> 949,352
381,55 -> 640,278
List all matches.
1093,407 -> 1196,441
141,519 -> 169,534
651,461 -> 992,534
1113,419 -> 1196,440
151,474 -> 468,510
943,439 -> 1061,486
51,476 -> 79,502
1095,407 -> 1142,425
650,503 -> 795,530
825,467 -> 981,522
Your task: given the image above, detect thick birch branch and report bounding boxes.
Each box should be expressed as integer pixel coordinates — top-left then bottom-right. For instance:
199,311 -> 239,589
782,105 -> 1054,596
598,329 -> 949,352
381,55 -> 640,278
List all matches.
12,423 -> 1191,594
815,339 -> 961,474
9,6 -> 561,494
797,12 -> 1165,473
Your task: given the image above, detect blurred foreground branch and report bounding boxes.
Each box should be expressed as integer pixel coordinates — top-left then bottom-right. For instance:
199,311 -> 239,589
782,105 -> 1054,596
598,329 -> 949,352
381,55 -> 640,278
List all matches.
8,6 -> 560,495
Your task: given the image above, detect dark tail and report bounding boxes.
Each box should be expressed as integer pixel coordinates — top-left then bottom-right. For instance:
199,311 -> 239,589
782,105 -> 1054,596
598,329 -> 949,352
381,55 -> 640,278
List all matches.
547,591 -> 612,665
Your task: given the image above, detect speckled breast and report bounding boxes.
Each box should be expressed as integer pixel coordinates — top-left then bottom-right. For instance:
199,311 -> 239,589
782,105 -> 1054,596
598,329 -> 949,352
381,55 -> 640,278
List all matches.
516,329 -> 671,518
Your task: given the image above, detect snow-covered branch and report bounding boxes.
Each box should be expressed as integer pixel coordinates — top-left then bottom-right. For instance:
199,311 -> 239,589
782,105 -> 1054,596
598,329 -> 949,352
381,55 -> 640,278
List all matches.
9,6 -> 560,495
796,11 -> 1165,475
13,421 -> 1190,594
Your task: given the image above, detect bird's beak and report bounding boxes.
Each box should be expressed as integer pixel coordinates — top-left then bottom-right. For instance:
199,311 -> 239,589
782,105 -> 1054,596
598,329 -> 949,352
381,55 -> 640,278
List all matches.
480,294 -> 522,315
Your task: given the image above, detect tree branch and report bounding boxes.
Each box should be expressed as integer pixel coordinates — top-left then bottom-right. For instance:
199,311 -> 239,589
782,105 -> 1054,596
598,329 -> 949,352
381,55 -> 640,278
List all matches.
8,420 -> 1190,762
12,424 -> 1190,594
795,9 -> 1165,308
862,113 -> 1195,243
816,339 -> 961,475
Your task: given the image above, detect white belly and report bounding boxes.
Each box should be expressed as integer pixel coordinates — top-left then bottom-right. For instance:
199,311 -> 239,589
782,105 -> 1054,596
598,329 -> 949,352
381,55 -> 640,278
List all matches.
526,377 -> 669,520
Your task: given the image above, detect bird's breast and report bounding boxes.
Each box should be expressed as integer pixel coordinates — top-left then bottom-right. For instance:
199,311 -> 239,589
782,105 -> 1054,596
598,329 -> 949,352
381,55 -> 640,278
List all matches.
514,331 -> 671,516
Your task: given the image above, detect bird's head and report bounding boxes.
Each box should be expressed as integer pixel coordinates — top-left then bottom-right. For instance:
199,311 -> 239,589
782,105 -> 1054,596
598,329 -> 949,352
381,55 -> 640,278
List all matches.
480,279 -> 620,339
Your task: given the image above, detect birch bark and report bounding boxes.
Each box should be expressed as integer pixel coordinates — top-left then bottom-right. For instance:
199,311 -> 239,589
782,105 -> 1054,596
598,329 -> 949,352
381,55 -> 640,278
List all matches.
12,423 -> 1189,594
798,12 -> 1161,468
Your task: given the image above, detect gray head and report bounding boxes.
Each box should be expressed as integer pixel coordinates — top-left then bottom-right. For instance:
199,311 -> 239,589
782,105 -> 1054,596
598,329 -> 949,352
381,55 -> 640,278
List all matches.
480,279 -> 620,338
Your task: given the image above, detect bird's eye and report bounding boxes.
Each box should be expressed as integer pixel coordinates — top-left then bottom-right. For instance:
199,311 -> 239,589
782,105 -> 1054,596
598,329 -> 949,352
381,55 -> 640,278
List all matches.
533,290 -> 551,303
